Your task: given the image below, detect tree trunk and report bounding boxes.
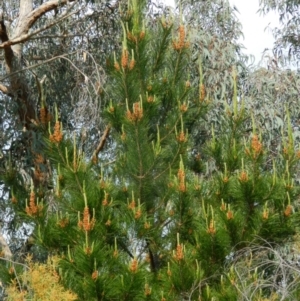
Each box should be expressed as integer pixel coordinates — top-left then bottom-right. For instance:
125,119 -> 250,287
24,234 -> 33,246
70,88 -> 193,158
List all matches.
0,0 -> 35,129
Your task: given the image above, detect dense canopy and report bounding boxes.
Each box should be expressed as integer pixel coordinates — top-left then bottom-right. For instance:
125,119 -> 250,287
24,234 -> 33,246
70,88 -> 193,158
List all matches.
1,0 -> 300,300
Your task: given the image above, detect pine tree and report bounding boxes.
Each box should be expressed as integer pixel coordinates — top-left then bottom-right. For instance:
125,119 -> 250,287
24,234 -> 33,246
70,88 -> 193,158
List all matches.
2,1 -> 300,300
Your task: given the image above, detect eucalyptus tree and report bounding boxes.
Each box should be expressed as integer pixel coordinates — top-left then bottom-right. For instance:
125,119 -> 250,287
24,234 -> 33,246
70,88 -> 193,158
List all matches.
259,0 -> 300,66
0,0 -> 124,260
0,0 -> 122,146
180,0 -> 246,101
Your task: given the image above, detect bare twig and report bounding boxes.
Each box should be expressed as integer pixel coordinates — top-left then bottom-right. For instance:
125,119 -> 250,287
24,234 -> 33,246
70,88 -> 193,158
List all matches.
0,50 -> 79,82
92,125 -> 111,163
0,232 -> 12,259
228,238 -> 300,300
0,83 -> 11,95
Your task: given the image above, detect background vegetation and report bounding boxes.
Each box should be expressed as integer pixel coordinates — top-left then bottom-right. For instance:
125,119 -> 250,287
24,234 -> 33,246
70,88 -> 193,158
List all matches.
1,0 -> 300,300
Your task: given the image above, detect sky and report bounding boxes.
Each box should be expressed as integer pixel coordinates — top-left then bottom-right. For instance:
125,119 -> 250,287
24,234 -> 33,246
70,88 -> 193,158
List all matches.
163,0 -> 280,65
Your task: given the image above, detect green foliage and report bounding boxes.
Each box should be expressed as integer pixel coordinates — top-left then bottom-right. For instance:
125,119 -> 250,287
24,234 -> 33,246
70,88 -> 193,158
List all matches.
2,1 -> 300,300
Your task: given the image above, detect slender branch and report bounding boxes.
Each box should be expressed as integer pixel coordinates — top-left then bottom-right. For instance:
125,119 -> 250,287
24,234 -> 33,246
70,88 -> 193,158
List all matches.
0,50 -> 78,82
92,125 -> 111,162
0,83 -> 12,95
0,232 -> 12,259
27,33 -> 84,40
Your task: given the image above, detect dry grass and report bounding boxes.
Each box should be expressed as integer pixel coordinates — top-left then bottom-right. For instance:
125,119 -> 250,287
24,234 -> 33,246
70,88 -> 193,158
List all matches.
226,238 -> 300,301
5,256 -> 77,301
